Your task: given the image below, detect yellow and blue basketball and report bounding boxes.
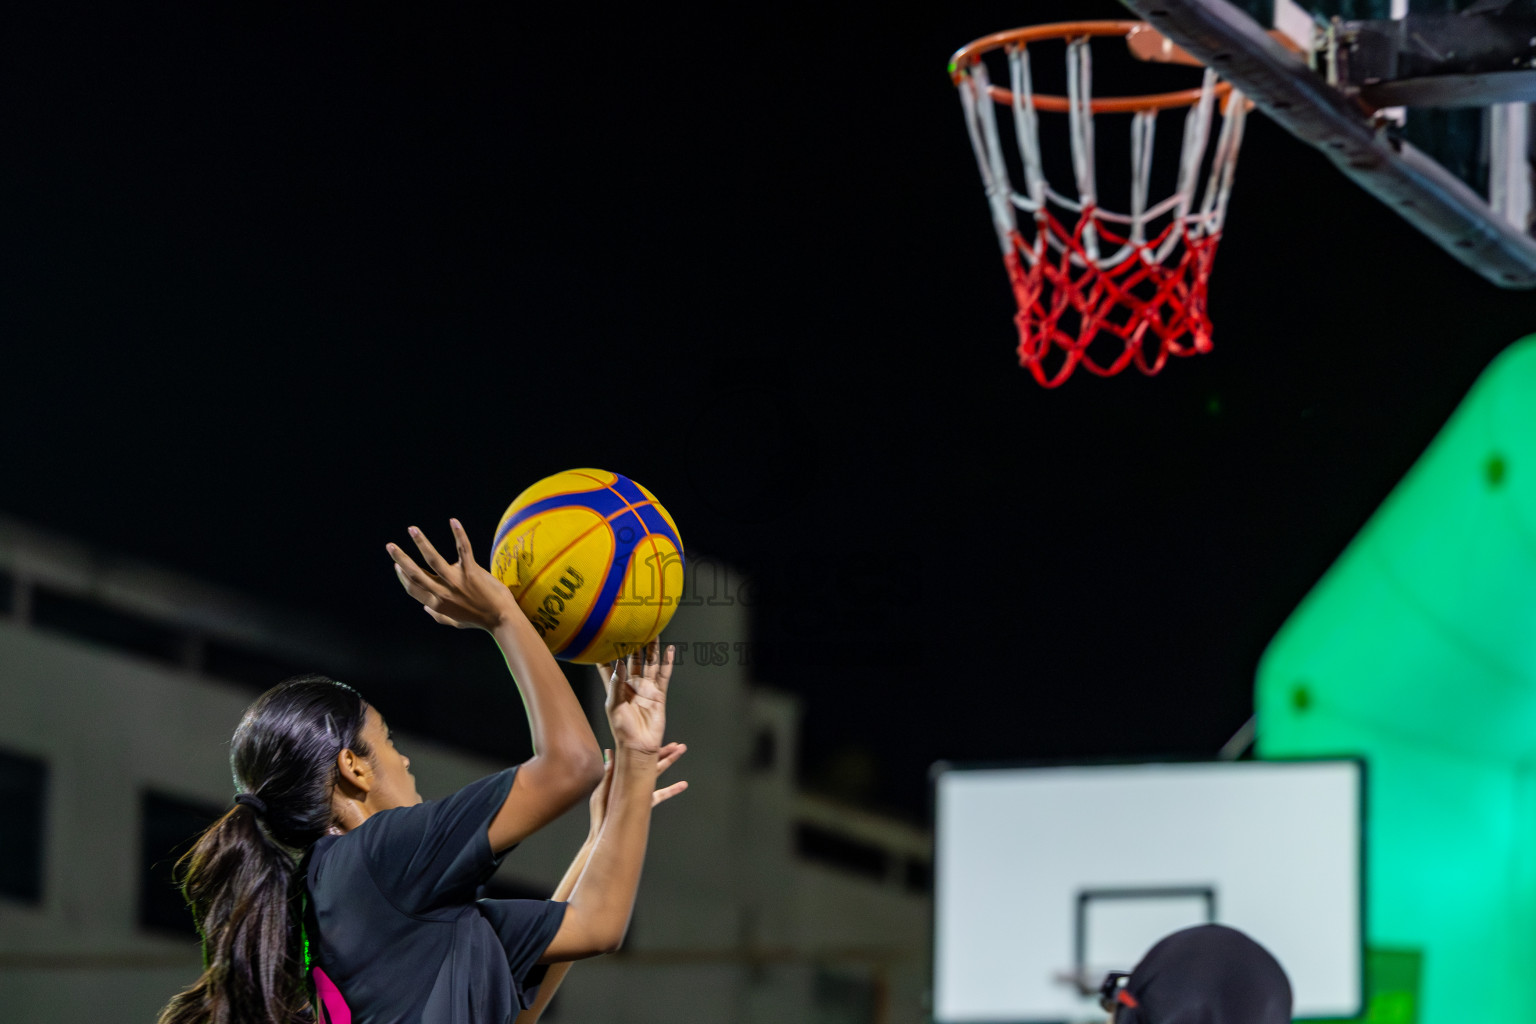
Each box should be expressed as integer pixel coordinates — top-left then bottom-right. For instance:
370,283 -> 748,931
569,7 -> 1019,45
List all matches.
489,469 -> 685,664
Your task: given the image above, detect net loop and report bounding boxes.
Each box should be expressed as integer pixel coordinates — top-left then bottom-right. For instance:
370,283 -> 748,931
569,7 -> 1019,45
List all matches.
953,23 -> 1249,386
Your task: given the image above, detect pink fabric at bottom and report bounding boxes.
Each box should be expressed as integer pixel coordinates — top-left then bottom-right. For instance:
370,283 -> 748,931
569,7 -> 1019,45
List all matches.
313,967 -> 353,1024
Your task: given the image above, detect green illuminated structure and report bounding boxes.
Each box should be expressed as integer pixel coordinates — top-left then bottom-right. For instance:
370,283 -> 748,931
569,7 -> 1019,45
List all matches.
1257,336 -> 1536,1024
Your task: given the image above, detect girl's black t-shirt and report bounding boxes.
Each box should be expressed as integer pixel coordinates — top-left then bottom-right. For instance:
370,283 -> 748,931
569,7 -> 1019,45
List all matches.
304,767 -> 568,1024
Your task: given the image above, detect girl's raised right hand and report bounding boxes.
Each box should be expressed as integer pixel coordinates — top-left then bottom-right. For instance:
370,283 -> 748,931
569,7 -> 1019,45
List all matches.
602,641 -> 673,755
386,519 -> 523,631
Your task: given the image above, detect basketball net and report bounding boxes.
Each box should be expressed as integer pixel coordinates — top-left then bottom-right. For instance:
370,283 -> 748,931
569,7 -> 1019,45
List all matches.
953,27 -> 1249,387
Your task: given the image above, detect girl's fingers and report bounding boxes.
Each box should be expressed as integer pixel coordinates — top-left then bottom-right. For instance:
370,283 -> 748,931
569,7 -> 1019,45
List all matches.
424,606 -> 464,628
603,658 -> 628,708
652,780 -> 688,807
652,645 -> 675,694
395,563 -> 448,607
657,742 -> 687,775
388,545 -> 451,598
642,638 -> 664,680
408,526 -> 455,578
386,541 -> 430,577
449,517 -> 475,566
391,560 -> 415,595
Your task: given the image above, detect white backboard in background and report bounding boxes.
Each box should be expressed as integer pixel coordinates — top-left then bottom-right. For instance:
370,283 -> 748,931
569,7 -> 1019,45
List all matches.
933,760 -> 1362,1023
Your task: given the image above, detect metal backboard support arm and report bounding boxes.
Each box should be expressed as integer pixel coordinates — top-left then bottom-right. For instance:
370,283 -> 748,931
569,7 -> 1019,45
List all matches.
1117,0 -> 1536,287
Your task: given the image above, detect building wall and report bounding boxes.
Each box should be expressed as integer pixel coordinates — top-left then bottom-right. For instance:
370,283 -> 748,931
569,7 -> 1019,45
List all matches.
0,530 -> 930,1024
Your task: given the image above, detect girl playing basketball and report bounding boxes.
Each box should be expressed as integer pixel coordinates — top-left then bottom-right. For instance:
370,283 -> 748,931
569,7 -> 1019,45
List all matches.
156,518 -> 681,1024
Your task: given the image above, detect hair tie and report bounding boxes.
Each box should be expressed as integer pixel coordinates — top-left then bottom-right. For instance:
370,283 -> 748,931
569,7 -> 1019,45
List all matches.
234,792 -> 268,815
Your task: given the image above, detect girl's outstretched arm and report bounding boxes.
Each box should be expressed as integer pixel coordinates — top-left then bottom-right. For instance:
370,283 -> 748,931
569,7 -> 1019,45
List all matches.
515,740 -> 687,1023
387,518 -> 604,850
537,642 -> 674,961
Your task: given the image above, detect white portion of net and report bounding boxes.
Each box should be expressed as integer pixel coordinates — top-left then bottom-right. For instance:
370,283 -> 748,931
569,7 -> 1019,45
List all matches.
957,35 -> 1249,271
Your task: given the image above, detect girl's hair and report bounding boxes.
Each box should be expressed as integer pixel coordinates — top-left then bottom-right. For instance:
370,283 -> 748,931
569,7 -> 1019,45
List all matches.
156,676 -> 373,1024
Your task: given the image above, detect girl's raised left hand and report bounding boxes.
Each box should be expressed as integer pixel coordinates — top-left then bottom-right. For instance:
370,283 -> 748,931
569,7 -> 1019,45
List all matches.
586,742 -> 688,840
386,519 -> 523,631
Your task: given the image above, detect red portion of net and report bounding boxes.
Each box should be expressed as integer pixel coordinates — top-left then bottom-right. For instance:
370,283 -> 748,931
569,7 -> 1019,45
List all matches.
1004,206 -> 1220,388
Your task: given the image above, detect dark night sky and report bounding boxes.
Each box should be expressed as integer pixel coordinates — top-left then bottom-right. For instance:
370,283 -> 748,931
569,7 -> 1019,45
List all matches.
4,2 -> 1533,820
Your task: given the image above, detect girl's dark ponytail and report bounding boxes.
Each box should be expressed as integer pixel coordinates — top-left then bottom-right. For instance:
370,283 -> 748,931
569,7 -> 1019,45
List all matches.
156,802 -> 309,1024
156,677 -> 371,1024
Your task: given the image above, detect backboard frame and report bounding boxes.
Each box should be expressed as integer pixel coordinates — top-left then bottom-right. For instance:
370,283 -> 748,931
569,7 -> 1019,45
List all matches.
929,755 -> 1367,1024
1114,0 -> 1536,286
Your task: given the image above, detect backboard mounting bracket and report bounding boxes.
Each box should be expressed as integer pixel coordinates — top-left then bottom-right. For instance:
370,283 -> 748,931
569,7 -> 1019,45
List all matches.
1117,0 -> 1536,287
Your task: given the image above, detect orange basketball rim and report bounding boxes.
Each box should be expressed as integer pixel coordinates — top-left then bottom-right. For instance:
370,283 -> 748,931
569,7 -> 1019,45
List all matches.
949,21 -> 1252,387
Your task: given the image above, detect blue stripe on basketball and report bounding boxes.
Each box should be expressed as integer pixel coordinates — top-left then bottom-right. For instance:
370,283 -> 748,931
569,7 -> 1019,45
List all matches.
608,474 -> 649,506
609,474 -> 683,550
633,503 -> 681,550
556,523 -> 639,659
492,486 -> 630,553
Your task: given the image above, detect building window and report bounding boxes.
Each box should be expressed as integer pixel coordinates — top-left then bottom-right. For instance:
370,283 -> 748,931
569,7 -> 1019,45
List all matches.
32,587 -> 184,665
203,640 -> 323,690
0,749 -> 48,903
813,968 -> 879,1024
794,823 -> 888,882
140,791 -> 225,938
903,857 -> 932,894
749,727 -> 777,772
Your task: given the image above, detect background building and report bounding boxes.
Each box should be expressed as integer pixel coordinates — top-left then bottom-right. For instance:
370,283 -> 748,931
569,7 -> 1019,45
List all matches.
0,516 -> 931,1023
